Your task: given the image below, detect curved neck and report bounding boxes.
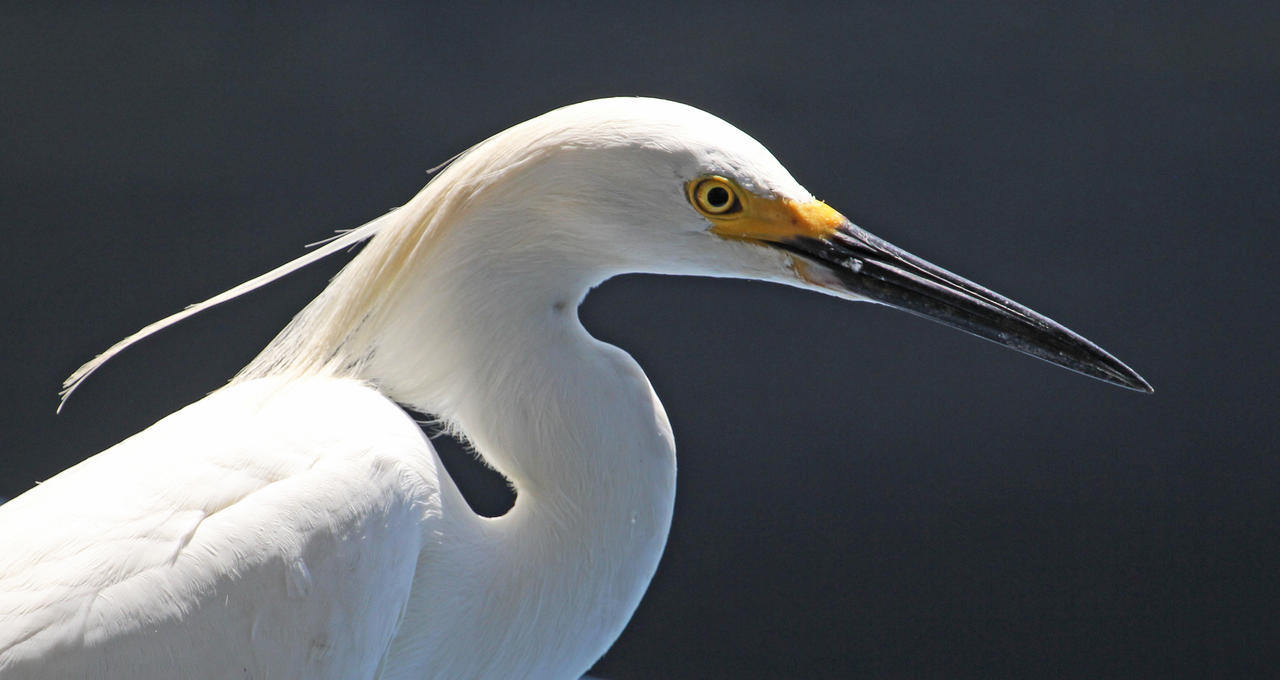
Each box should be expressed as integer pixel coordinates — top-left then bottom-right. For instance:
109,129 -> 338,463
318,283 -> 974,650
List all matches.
371,232 -> 678,678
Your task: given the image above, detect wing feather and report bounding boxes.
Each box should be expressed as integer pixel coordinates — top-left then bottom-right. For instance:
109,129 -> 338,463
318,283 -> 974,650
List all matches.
0,378 -> 443,680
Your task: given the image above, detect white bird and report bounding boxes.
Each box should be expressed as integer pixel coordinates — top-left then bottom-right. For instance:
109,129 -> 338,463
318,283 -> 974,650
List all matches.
0,98 -> 1150,679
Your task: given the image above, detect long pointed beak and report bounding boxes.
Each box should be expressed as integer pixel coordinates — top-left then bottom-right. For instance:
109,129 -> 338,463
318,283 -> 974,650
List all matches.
778,220 -> 1153,393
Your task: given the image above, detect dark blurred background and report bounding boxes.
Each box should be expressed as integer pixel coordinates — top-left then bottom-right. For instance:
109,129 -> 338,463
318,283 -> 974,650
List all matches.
2,3 -> 1276,677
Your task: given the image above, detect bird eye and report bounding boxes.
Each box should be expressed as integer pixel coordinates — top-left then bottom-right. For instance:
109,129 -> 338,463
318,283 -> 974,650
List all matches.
689,176 -> 742,217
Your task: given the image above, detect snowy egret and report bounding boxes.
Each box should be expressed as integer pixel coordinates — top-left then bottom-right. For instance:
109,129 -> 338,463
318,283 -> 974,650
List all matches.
0,98 -> 1150,679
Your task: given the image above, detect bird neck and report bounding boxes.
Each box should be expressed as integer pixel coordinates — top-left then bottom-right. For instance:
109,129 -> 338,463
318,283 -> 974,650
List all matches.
369,237 -> 678,676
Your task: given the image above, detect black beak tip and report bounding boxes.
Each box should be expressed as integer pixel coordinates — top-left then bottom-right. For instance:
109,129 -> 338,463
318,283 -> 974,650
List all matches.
1076,340 -> 1152,394
1114,366 -> 1154,394
981,335 -> 1154,394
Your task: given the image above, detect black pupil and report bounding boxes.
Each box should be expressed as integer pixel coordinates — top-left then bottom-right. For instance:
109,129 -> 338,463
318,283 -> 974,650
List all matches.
706,186 -> 730,208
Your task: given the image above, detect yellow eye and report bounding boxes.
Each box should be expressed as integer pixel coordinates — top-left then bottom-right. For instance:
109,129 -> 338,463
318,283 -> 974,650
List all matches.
689,176 -> 742,217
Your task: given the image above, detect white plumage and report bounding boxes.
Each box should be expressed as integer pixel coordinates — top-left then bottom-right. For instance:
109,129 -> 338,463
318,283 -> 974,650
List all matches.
0,97 -> 1148,679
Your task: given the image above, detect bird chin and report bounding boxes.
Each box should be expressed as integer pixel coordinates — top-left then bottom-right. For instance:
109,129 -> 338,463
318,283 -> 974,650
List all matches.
782,251 -> 870,303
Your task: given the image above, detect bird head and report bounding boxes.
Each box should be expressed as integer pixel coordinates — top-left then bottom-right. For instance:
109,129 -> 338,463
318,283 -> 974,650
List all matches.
437,98 -> 1150,392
